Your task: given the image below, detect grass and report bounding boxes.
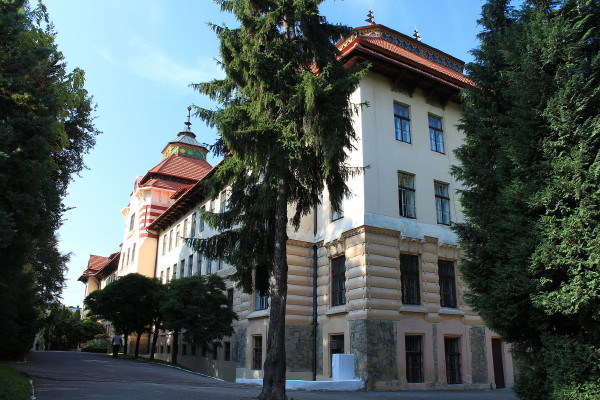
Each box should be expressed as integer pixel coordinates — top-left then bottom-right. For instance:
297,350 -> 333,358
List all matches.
0,365 -> 32,400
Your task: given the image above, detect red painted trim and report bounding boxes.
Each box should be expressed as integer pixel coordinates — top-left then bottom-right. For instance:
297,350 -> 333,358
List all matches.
140,233 -> 158,239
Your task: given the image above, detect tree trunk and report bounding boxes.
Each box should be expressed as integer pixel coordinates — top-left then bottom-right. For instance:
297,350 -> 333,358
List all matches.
123,334 -> 128,355
259,174 -> 289,400
172,329 -> 179,364
134,331 -> 142,358
150,319 -> 161,360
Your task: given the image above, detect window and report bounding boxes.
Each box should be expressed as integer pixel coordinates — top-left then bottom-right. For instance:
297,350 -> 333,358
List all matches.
394,103 -> 411,143
172,263 -> 177,280
126,248 -> 130,265
129,213 -> 136,232
191,345 -> 196,356
209,200 -> 215,213
227,288 -> 234,308
183,219 -> 188,239
180,260 -> 185,278
445,337 -> 462,384
439,260 -> 457,308
255,289 -> 268,311
406,336 -> 424,383
224,342 -> 231,361
168,230 -> 173,251
400,254 -> 420,305
331,200 -> 343,221
159,271 -> 164,283
213,343 -> 219,360
182,344 -> 187,356
176,224 -> 181,246
197,254 -> 202,275
162,236 -> 167,255
218,259 -> 223,271
131,243 -> 136,264
199,206 -> 205,232
429,115 -> 444,153
252,336 -> 262,370
160,345 -> 164,354
206,258 -> 212,274
398,172 -> 416,218
166,267 -> 170,282
190,212 -> 196,238
435,182 -> 451,225
188,255 -> 193,276
331,256 -> 346,307
220,191 -> 227,213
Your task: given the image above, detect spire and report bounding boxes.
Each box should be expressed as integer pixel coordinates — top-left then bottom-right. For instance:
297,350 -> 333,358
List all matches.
184,106 -> 192,133
365,10 -> 375,25
413,27 -> 422,42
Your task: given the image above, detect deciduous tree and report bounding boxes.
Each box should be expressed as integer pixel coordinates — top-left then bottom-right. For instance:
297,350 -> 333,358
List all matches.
0,0 -> 99,359
160,275 -> 236,365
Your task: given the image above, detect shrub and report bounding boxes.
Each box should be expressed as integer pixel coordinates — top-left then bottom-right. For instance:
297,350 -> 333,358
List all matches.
81,342 -> 108,353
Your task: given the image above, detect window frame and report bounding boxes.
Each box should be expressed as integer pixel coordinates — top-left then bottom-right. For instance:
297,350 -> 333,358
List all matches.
428,115 -> 445,154
398,172 -> 416,219
197,254 -> 202,275
190,212 -> 196,238
394,102 -> 412,143
400,254 -> 421,305
188,255 -> 193,276
331,256 -> 347,307
435,182 -> 451,225
445,337 -> 462,384
255,289 -> 268,311
439,260 -> 457,308
405,335 -> 424,383
199,206 -> 205,232
252,336 -> 263,370
331,199 -> 343,221
129,213 -> 136,232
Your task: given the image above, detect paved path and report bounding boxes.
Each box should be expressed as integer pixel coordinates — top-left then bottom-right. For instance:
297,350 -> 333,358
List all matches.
12,351 -> 517,400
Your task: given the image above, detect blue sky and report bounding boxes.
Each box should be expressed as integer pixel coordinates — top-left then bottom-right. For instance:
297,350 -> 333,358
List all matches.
43,0 -> 489,307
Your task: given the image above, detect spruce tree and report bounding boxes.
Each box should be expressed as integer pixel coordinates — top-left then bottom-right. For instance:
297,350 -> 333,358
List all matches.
454,1 -> 600,398
0,0 -> 99,358
190,1 -> 366,398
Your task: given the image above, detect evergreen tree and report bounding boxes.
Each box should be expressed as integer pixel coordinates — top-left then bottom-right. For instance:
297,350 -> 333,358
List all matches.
0,0 -> 99,359
454,1 -> 600,398
189,1 -> 366,398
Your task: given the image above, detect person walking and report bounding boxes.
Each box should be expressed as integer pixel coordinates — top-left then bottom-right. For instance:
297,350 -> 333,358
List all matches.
112,333 -> 122,359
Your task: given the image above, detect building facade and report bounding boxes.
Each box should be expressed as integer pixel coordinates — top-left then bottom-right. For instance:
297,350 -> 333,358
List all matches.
81,23 -> 514,390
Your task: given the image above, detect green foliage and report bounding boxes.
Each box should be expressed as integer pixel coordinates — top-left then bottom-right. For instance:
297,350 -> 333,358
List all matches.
0,0 -> 99,359
161,275 -> 237,350
454,0 -> 600,398
189,3 -> 366,396
0,365 -> 31,400
40,302 -> 104,350
84,274 -> 163,357
81,341 -> 108,353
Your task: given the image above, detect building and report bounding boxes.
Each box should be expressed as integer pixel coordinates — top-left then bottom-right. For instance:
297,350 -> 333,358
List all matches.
81,23 -> 514,390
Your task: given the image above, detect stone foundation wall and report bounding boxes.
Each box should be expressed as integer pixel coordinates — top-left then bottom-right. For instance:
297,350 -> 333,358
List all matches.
286,325 -> 313,372
470,326 -> 488,384
350,319 -> 397,388
233,327 -> 247,368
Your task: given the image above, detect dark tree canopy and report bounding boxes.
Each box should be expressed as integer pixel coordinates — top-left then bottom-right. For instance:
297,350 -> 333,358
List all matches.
84,274 -> 163,358
189,1 -> 366,398
454,0 -> 600,398
0,0 -> 99,359
161,275 -> 237,364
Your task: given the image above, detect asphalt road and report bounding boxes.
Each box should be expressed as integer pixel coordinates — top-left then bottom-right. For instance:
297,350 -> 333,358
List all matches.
11,351 -> 518,400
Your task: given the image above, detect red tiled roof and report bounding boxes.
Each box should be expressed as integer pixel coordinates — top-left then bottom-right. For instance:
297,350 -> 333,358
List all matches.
146,154 -> 212,182
355,36 -> 473,87
87,255 -> 111,272
140,178 -> 195,192
170,184 -> 195,200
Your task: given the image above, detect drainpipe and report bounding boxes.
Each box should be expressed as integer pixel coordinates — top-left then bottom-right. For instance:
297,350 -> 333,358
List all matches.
312,207 -> 318,381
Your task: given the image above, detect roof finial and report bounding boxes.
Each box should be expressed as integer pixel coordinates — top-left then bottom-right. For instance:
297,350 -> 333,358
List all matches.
185,106 -> 192,132
413,26 -> 422,42
365,10 -> 375,25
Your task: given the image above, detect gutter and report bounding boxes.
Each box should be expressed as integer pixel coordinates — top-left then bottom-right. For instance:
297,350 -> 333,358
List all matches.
312,207 -> 318,381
